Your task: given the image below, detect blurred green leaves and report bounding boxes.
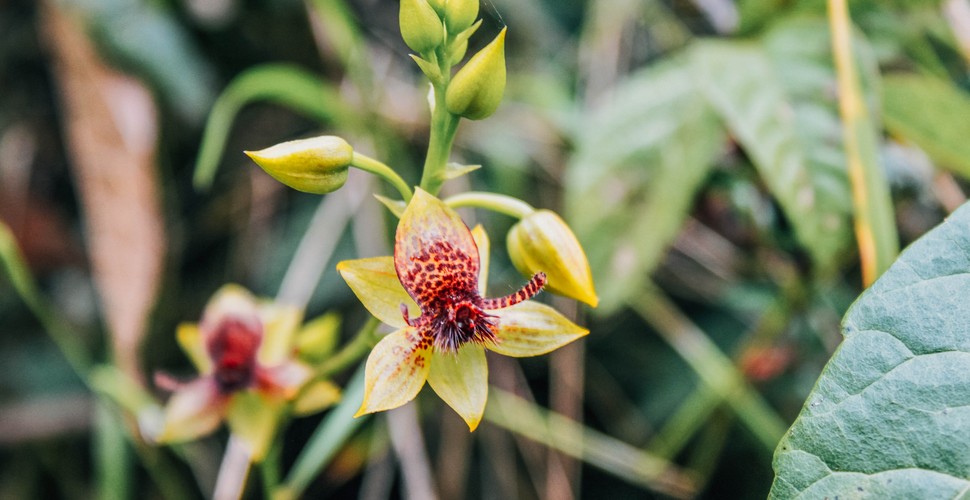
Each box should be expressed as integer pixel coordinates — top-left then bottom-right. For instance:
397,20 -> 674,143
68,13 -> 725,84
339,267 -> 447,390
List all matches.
568,17 -> 880,312
771,201 -> 970,498
882,74 -> 970,178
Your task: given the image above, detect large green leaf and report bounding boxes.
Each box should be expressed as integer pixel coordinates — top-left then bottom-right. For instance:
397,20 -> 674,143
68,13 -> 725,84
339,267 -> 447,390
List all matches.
565,57 -> 724,313
882,74 -> 970,179
770,202 -> 970,498
691,38 -> 853,274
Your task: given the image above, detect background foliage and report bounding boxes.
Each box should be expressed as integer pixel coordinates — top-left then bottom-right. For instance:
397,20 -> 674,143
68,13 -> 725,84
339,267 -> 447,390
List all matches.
1,0 -> 969,498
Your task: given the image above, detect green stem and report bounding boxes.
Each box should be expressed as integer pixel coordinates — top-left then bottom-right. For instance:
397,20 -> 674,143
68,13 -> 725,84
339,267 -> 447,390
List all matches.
261,442 -> 282,498
419,82 -> 461,195
350,152 -> 413,202
445,192 -> 536,219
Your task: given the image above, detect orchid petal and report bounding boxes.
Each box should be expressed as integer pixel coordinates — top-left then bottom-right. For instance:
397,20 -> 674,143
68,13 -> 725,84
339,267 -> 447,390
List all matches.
155,377 -> 227,443
254,361 -> 312,399
489,302 -> 589,357
428,343 -> 488,431
395,188 -> 480,309
293,379 -> 342,416
337,257 -> 418,328
355,328 -> 431,416
176,323 -> 211,374
257,302 -> 303,366
226,391 -> 284,462
471,224 -> 489,294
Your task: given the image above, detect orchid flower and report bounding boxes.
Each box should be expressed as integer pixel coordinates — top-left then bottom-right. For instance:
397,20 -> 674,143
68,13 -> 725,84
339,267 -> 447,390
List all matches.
338,189 -> 588,430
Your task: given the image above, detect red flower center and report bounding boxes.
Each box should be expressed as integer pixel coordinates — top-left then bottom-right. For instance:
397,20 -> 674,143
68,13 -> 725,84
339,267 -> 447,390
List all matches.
395,209 -> 547,352
206,317 -> 262,393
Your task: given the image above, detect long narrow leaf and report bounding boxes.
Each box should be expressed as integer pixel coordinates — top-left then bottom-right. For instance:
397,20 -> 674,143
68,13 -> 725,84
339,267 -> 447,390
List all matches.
276,365 -> 368,499
829,0 -> 898,285
193,64 -> 352,190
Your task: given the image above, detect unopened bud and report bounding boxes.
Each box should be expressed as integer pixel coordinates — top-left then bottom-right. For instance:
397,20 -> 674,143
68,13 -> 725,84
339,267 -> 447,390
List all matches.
445,27 -> 506,120
444,0 -> 478,34
507,210 -> 598,307
400,0 -> 444,54
245,136 -> 352,194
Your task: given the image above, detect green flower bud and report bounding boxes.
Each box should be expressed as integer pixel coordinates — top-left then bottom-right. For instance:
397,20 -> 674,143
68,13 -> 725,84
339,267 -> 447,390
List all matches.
245,136 -> 352,194
445,27 -> 506,120
507,210 -> 598,307
444,0 -> 478,34
426,0 -> 446,15
400,0 -> 444,54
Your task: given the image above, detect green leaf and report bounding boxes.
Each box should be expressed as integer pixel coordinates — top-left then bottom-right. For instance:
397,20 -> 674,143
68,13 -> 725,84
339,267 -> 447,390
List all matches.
691,39 -> 851,273
566,56 -> 723,313
770,201 -> 970,498
193,64 -> 353,190
882,74 -> 970,179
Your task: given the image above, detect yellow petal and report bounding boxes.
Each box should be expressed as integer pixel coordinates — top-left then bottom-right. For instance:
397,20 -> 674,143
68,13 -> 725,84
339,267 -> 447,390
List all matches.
295,312 -> 341,363
155,378 -> 227,443
257,302 -> 304,366
226,391 -> 284,462
427,344 -> 488,431
471,224 -> 490,294
337,257 -> 418,328
355,328 -> 431,417
293,379 -> 342,416
176,323 -> 211,374
489,302 -> 589,357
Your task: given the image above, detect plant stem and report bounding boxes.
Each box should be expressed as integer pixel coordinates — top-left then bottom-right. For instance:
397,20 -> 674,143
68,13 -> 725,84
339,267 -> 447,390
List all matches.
445,192 -> 536,219
419,91 -> 460,195
350,152 -> 413,202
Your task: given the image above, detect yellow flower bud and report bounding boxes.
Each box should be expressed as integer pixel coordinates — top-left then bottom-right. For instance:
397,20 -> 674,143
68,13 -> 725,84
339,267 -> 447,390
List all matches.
507,210 -> 598,307
444,0 -> 478,34
400,0 -> 444,54
445,27 -> 506,120
245,135 -> 352,194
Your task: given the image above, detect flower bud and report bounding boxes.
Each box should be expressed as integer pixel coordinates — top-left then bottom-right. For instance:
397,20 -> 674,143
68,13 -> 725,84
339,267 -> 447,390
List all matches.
245,135 -> 352,194
507,210 -> 598,307
445,27 -> 506,120
400,0 -> 444,55
444,0 -> 478,34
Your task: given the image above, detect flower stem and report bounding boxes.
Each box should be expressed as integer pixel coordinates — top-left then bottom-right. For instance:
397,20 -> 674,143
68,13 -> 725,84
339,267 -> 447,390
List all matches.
419,90 -> 460,196
445,192 -> 536,219
350,152 -> 413,202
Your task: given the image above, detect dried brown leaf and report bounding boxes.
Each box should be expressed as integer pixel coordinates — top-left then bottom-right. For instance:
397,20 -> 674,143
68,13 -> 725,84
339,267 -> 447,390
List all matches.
44,3 -> 165,381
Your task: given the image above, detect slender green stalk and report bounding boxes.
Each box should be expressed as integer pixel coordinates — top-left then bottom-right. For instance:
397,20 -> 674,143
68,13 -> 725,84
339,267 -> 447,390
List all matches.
445,192 -> 536,219
647,385 -> 722,459
350,152 -> 413,202
95,402 -> 130,500
828,0 -> 898,286
631,286 -> 787,453
261,442 -> 283,498
0,223 -> 91,374
419,90 -> 461,195
276,366 -> 369,500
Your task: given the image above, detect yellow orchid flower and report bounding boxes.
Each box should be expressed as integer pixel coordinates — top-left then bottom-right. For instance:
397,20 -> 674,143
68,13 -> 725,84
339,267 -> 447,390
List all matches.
338,188 -> 588,431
